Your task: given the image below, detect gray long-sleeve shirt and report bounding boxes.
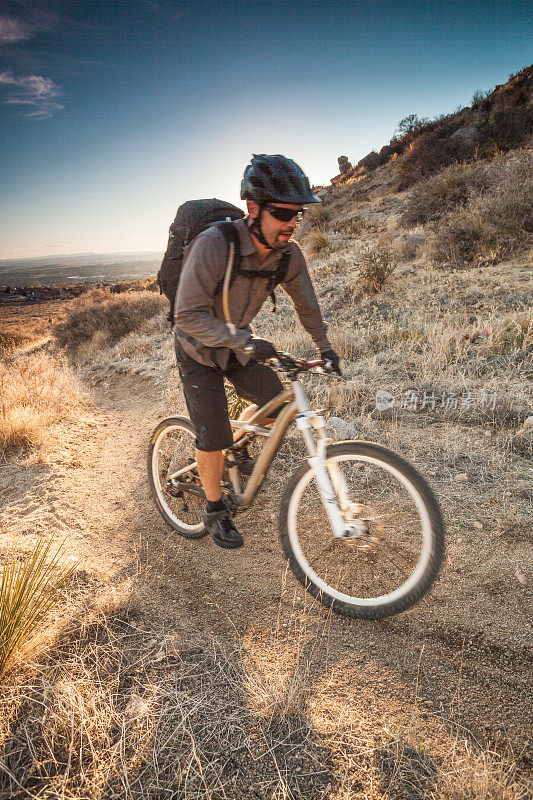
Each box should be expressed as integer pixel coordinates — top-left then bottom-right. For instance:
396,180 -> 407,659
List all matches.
174,216 -> 331,369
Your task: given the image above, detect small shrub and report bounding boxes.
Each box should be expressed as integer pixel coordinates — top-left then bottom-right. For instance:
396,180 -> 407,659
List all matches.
53,290 -> 166,357
355,246 -> 397,293
0,538 -> 76,676
478,104 -> 533,153
395,113 -> 430,138
306,227 -> 331,256
471,88 -> 491,109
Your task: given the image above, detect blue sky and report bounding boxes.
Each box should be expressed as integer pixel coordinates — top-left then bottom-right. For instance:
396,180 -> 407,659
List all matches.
0,0 -> 531,259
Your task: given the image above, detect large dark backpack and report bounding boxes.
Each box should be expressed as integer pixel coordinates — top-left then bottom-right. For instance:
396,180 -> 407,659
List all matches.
157,198 -> 291,322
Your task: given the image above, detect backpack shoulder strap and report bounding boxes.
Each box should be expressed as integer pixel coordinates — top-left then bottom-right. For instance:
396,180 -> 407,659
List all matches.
215,220 -> 241,261
212,225 -> 291,312
267,248 -> 291,312
213,221 -> 241,294
275,249 -> 291,285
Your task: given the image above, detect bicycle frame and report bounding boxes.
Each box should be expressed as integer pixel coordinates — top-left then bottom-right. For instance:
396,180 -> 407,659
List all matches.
228,386 -> 298,506
167,370 -> 358,538
227,377 -> 358,539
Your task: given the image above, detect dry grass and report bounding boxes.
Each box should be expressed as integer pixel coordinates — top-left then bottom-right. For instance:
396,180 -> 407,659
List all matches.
1,597 -> 528,799
333,215 -> 369,236
393,130 -> 476,190
0,331 -> 31,356
53,289 -> 167,360
401,160 -> 489,229
305,204 -> 331,228
0,600 -> 332,799
424,150 -> 533,266
80,311 -> 174,384
0,352 -> 89,457
306,227 -> 332,256
477,103 -> 533,154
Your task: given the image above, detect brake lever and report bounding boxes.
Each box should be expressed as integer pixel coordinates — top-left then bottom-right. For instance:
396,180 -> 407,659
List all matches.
322,359 -> 346,380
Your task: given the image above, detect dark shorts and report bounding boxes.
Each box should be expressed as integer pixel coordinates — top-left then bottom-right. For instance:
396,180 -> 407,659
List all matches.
175,342 -> 284,451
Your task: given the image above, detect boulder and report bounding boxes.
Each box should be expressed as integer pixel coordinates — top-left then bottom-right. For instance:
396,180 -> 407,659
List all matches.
326,417 -> 359,440
338,155 -> 352,174
450,125 -> 478,148
393,233 -> 427,247
357,151 -> 382,171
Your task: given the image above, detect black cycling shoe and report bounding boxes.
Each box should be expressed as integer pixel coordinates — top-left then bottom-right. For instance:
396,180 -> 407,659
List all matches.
204,508 -> 244,549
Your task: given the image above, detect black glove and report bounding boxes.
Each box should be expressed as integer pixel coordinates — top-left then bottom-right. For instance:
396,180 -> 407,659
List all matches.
321,349 -> 342,375
250,338 -> 279,362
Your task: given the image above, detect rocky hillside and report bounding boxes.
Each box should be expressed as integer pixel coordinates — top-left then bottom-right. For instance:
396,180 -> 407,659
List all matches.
328,64 -> 532,189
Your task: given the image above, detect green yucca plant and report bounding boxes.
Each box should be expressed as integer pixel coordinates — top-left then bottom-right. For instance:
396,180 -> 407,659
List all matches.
0,538 -> 77,676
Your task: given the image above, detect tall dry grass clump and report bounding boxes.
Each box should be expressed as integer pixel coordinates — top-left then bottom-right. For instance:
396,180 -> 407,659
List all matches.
401,161 -> 489,228
306,227 -> 331,256
305,204 -> 331,228
0,609 -> 331,799
0,353 -> 88,457
53,289 -> 166,359
0,538 -> 76,676
425,148 -> 533,266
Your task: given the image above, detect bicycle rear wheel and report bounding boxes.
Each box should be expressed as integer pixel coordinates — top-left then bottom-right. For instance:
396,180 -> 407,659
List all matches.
148,417 -> 207,537
279,441 -> 444,619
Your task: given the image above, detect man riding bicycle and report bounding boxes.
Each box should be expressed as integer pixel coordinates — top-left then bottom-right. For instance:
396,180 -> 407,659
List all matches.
173,154 -> 340,549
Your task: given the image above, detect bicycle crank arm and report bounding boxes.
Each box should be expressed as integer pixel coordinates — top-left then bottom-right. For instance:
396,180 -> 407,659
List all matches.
170,481 -> 206,499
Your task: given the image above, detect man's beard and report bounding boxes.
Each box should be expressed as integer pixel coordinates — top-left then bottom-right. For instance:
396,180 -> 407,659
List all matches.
248,216 -> 292,249
272,231 -> 292,248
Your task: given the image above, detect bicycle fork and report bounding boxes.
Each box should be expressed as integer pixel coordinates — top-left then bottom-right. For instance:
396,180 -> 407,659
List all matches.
292,382 -> 360,539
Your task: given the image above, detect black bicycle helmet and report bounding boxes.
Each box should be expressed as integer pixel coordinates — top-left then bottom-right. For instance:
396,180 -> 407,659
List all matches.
240,154 -> 321,204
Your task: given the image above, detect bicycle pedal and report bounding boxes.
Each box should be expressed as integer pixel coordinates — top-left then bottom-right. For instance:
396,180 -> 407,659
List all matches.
164,483 -> 182,498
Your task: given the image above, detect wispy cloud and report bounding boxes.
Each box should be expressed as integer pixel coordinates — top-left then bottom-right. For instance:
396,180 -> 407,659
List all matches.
0,1 -> 57,43
0,70 -> 63,117
0,13 -> 33,42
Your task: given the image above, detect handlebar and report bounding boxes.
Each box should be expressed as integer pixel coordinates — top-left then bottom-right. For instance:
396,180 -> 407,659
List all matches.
270,352 -> 337,376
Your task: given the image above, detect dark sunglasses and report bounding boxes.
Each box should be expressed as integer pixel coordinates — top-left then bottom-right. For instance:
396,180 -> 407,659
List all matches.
264,205 -> 305,223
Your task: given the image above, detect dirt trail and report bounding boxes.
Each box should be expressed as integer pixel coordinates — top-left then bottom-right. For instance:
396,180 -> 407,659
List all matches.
57,368 -> 530,772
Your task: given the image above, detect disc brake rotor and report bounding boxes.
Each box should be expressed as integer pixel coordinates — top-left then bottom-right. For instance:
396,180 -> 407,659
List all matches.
342,503 -> 383,549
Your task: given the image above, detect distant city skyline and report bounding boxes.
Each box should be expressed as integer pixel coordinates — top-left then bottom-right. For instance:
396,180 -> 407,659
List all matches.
1,0 -> 531,259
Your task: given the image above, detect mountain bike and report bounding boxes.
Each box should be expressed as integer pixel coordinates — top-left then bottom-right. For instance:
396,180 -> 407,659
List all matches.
148,353 -> 445,619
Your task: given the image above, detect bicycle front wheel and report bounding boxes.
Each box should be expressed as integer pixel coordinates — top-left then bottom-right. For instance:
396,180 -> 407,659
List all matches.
279,441 -> 444,619
148,417 -> 207,537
